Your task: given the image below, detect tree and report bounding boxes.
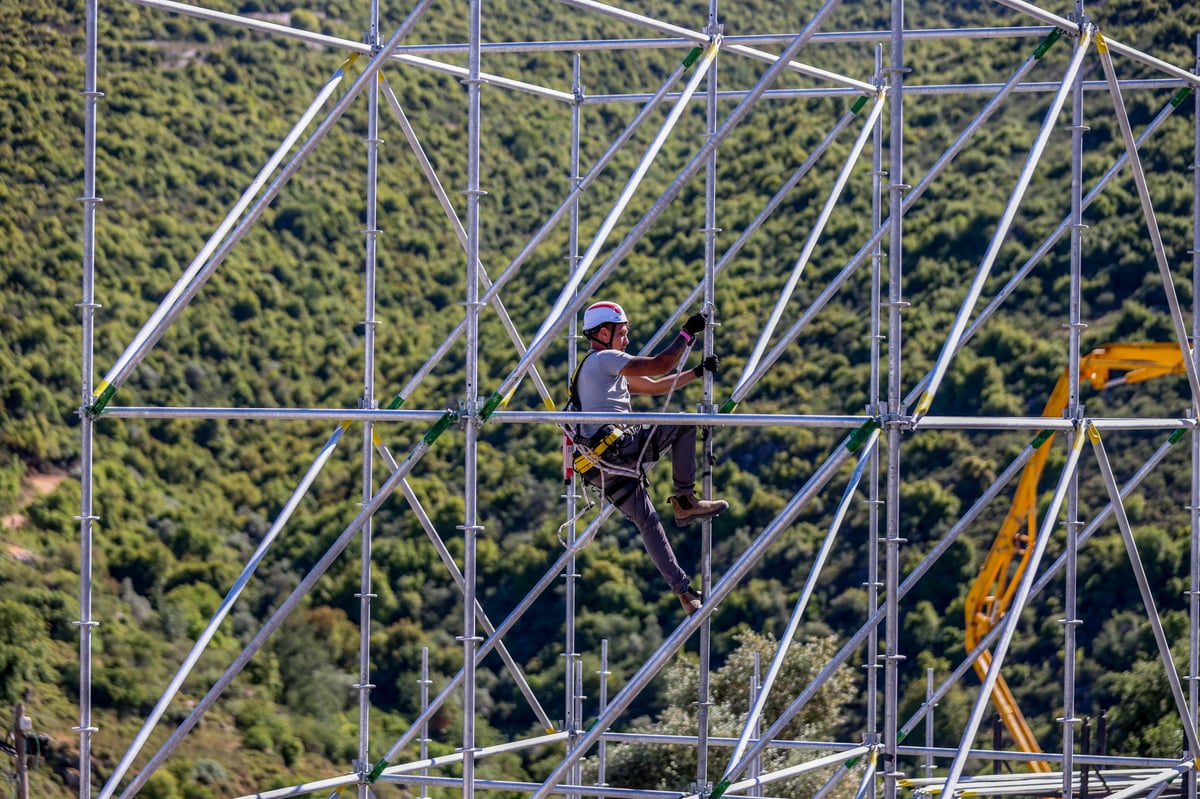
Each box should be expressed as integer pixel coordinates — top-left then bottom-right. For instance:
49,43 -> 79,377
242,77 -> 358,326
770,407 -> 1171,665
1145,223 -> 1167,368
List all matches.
584,631 -> 859,797
0,599 -> 52,704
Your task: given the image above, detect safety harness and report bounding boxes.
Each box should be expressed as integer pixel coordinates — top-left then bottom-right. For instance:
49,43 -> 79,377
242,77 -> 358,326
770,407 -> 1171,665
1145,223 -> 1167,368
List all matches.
565,350 -> 633,477
556,334 -> 697,544
564,336 -> 694,480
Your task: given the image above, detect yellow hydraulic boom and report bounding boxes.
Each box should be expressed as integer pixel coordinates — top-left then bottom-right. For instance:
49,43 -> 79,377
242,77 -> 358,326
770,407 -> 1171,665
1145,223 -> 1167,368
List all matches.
963,343 -> 1187,771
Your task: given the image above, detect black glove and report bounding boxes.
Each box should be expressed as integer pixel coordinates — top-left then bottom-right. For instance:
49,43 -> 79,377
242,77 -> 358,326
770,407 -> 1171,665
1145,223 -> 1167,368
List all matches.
682,313 -> 707,337
693,354 -> 719,378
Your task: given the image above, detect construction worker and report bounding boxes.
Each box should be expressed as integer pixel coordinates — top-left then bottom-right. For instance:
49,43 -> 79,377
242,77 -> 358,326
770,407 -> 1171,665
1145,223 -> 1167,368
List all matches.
569,300 -> 727,615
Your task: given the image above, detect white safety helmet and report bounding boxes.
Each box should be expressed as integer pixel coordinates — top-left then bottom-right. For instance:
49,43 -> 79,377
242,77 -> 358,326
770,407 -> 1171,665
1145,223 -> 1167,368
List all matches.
582,301 -> 628,334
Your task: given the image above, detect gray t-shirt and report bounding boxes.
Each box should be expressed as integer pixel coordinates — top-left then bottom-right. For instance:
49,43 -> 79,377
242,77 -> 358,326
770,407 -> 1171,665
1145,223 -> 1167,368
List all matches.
575,348 -> 634,438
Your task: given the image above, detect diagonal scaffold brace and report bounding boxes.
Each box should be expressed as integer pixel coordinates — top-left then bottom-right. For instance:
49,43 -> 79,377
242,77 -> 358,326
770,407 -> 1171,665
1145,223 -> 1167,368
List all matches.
88,0 -> 434,416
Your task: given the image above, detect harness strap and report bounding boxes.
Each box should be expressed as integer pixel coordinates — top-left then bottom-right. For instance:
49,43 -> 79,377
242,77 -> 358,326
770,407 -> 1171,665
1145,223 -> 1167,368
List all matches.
567,349 -> 624,476
573,425 -> 625,474
565,350 -> 598,418
605,475 -> 639,506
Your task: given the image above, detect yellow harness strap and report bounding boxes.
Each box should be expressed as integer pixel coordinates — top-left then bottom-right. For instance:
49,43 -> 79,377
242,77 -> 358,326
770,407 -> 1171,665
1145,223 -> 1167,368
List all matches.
573,426 -> 624,474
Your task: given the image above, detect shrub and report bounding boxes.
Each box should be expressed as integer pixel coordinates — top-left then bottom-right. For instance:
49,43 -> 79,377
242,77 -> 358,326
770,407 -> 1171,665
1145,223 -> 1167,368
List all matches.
242,722 -> 274,752
0,600 -> 53,703
279,735 -> 304,767
139,771 -> 180,799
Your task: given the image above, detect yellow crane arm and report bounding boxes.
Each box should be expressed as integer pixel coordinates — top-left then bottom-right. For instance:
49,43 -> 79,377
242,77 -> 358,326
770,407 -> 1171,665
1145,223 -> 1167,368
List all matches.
962,343 -> 1186,772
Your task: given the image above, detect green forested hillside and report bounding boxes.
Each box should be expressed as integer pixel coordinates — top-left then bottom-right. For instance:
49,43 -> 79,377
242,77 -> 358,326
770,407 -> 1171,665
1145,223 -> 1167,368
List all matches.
3,0 -> 1200,796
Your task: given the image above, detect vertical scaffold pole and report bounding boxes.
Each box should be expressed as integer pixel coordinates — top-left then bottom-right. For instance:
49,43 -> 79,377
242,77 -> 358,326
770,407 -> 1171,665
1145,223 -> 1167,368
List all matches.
419,648 -> 431,799
748,655 -> 761,797
357,2 -> 383,796
597,639 -> 610,795
697,2 -> 720,794
867,44 -> 885,785
77,0 -> 102,795
1061,9 -> 1088,796
1189,32 -> 1200,799
924,669 -> 935,779
883,0 -> 907,795
565,52 -> 584,799
462,0 -> 483,797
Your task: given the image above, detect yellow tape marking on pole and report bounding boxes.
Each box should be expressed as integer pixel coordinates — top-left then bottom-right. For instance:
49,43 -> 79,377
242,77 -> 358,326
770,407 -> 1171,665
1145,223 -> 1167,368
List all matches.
914,392 -> 933,417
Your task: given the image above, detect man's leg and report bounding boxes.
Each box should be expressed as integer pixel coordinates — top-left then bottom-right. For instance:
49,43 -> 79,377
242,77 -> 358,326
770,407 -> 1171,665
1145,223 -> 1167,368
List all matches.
651,425 -> 729,526
652,425 -> 697,496
607,477 -> 690,595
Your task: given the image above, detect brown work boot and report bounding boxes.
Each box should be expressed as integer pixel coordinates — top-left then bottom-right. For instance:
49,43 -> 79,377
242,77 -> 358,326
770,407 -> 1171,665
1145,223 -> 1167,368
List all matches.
676,586 -> 703,616
669,493 -> 729,527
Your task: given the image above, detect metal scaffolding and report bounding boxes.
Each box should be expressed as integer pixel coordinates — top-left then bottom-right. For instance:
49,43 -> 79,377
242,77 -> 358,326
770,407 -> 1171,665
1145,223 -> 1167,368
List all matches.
74,1 -> 1200,799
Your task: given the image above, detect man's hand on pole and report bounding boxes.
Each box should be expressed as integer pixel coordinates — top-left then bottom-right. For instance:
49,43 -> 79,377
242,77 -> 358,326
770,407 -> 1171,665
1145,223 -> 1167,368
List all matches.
682,312 -> 707,337
694,354 -> 719,379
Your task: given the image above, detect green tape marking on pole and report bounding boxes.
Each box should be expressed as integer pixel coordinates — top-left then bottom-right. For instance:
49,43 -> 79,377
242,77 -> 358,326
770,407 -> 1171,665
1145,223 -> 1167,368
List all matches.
1170,86 -> 1193,108
385,394 -> 406,411
366,757 -> 389,782
89,383 -> 117,417
1033,28 -> 1062,59
480,391 -> 503,421
1169,427 -> 1187,445
845,754 -> 860,768
1030,429 -> 1054,449
846,419 -> 881,453
850,94 -> 869,114
719,398 -> 738,414
682,46 -> 703,68
710,778 -> 730,799
423,411 -> 455,445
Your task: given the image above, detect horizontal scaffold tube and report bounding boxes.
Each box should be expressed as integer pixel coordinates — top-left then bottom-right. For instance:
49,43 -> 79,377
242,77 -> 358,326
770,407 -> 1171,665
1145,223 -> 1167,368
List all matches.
583,78 -> 1187,105
124,0 -> 572,101
97,405 -> 1200,433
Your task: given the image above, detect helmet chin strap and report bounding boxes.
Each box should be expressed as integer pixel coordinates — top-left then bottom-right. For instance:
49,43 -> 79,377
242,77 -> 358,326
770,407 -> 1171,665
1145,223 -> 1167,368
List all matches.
587,324 -> 615,350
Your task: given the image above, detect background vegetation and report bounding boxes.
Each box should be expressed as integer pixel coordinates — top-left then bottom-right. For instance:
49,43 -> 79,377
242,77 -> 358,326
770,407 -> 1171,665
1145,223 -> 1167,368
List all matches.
3,0 -> 1200,796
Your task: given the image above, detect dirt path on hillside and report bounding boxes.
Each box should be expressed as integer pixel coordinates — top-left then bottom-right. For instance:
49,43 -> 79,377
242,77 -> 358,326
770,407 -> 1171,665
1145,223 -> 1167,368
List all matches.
2,469 -> 68,531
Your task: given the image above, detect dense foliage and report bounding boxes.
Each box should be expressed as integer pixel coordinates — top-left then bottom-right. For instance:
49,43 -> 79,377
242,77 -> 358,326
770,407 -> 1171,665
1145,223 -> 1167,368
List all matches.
3,0 -> 1200,796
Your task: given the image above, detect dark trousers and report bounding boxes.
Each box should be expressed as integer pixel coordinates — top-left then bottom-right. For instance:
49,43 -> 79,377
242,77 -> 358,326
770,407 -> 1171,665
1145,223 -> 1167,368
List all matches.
583,425 -> 697,594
